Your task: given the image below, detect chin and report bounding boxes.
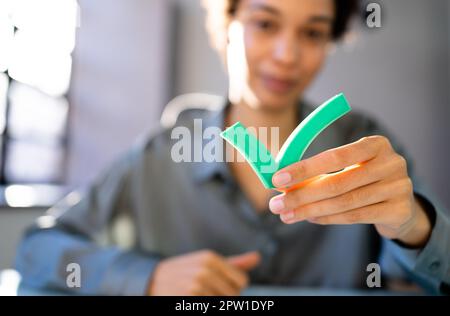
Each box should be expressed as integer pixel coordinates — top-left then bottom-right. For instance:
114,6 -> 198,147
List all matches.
256,90 -> 299,113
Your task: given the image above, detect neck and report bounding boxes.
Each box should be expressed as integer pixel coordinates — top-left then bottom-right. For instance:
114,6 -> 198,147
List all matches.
226,99 -> 299,156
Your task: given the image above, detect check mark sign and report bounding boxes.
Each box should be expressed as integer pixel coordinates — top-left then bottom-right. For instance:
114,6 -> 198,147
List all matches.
220,93 -> 352,189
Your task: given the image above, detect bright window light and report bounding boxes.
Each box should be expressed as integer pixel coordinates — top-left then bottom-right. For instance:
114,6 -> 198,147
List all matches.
6,0 -> 79,96
4,185 -> 37,208
0,0 -> 79,184
8,81 -> 68,142
0,73 -> 8,133
10,0 -> 79,52
5,140 -> 64,183
10,0 -> 79,31
9,29 -> 73,97
0,10 -> 14,72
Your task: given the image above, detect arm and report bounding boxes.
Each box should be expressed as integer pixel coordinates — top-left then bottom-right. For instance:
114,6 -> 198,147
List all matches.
15,140 -> 162,295
15,136 -> 261,296
269,111 -> 450,294
354,114 -> 450,295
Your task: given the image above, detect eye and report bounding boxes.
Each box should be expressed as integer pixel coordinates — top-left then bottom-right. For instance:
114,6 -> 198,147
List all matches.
304,28 -> 329,42
254,19 -> 277,32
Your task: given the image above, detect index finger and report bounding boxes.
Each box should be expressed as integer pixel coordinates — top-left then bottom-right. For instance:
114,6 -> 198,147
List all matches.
210,255 -> 250,290
272,136 -> 391,188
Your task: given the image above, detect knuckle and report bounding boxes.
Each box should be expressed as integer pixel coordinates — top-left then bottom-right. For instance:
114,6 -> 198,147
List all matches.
292,161 -> 307,180
199,249 -> 214,257
346,211 -> 362,223
360,136 -> 379,156
205,250 -> 217,260
200,250 -> 218,265
398,177 -> 413,194
360,136 -> 373,149
289,190 -> 304,208
396,153 -> 406,164
374,135 -> 390,148
388,156 -> 408,177
298,204 -> 315,219
396,155 -> 408,171
369,135 -> 392,154
360,136 -> 371,143
339,191 -> 358,208
327,149 -> 345,166
405,177 -> 413,192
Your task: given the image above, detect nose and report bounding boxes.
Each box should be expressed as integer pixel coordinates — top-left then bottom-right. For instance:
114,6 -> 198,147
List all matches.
273,32 -> 298,67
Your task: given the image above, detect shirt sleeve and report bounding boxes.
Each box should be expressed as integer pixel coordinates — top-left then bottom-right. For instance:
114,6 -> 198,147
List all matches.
14,138 -> 162,296
345,111 -> 450,295
380,176 -> 450,295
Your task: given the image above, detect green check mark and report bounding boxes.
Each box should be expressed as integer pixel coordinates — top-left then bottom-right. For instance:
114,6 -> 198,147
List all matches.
220,93 -> 352,189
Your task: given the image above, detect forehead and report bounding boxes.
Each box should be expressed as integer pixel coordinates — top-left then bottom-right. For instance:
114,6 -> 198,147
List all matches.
238,0 -> 335,21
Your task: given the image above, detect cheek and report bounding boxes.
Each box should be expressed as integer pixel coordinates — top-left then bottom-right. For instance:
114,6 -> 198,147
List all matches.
244,35 -> 269,78
299,48 -> 327,85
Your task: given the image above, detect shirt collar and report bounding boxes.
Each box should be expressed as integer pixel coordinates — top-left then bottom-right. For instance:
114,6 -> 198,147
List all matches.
190,97 -> 231,184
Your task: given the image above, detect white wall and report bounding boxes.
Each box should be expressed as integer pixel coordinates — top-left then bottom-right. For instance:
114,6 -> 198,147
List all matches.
172,0 -> 450,209
173,0 -> 228,96
66,0 -> 173,187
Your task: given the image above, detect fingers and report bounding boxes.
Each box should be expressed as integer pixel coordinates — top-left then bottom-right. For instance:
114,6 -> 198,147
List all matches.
227,251 -> 261,271
272,136 -> 393,188
149,250 -> 260,296
307,198 -> 411,226
279,178 -> 413,223
269,154 -> 407,214
190,250 -> 261,296
198,268 -> 241,296
202,252 -> 261,296
207,252 -> 251,293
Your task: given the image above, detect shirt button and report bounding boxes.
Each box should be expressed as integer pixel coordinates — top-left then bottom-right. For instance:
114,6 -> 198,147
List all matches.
429,260 -> 441,272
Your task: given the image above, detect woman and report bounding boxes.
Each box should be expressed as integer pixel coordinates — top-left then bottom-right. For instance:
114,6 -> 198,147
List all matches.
16,0 -> 449,296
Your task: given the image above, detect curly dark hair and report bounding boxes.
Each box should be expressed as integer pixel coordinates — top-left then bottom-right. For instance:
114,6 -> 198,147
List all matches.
202,0 -> 360,52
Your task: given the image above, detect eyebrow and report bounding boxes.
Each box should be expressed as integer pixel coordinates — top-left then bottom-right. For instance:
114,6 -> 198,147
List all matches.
309,15 -> 334,24
248,4 -> 281,16
248,4 -> 334,24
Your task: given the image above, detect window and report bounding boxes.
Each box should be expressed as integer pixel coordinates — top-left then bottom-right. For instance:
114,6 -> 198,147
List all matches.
0,0 -> 79,184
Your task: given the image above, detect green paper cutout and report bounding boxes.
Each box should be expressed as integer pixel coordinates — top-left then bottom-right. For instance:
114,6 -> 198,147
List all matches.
220,93 -> 352,189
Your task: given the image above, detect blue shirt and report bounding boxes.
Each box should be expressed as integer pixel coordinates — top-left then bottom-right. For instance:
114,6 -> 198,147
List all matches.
15,94 -> 450,295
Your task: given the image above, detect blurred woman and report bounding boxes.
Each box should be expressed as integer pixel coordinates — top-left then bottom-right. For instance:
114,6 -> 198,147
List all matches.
16,0 -> 449,296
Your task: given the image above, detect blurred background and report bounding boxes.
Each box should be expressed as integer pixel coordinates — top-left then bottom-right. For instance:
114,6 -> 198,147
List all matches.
0,0 -> 449,271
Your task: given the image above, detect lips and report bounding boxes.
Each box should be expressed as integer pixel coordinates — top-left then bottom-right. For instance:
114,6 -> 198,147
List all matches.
261,75 -> 297,94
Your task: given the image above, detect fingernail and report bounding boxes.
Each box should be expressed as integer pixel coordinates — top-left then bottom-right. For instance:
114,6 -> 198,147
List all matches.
273,172 -> 291,187
280,211 -> 295,223
269,196 -> 285,213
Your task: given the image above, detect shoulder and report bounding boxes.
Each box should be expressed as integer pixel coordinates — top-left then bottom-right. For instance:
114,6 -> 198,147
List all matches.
160,93 -> 225,129
129,93 -> 226,160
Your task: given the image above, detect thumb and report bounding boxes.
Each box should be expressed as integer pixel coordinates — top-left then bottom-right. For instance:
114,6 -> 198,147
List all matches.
227,251 -> 261,271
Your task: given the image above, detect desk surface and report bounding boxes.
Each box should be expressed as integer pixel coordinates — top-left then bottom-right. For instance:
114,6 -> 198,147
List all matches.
0,270 -> 420,296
